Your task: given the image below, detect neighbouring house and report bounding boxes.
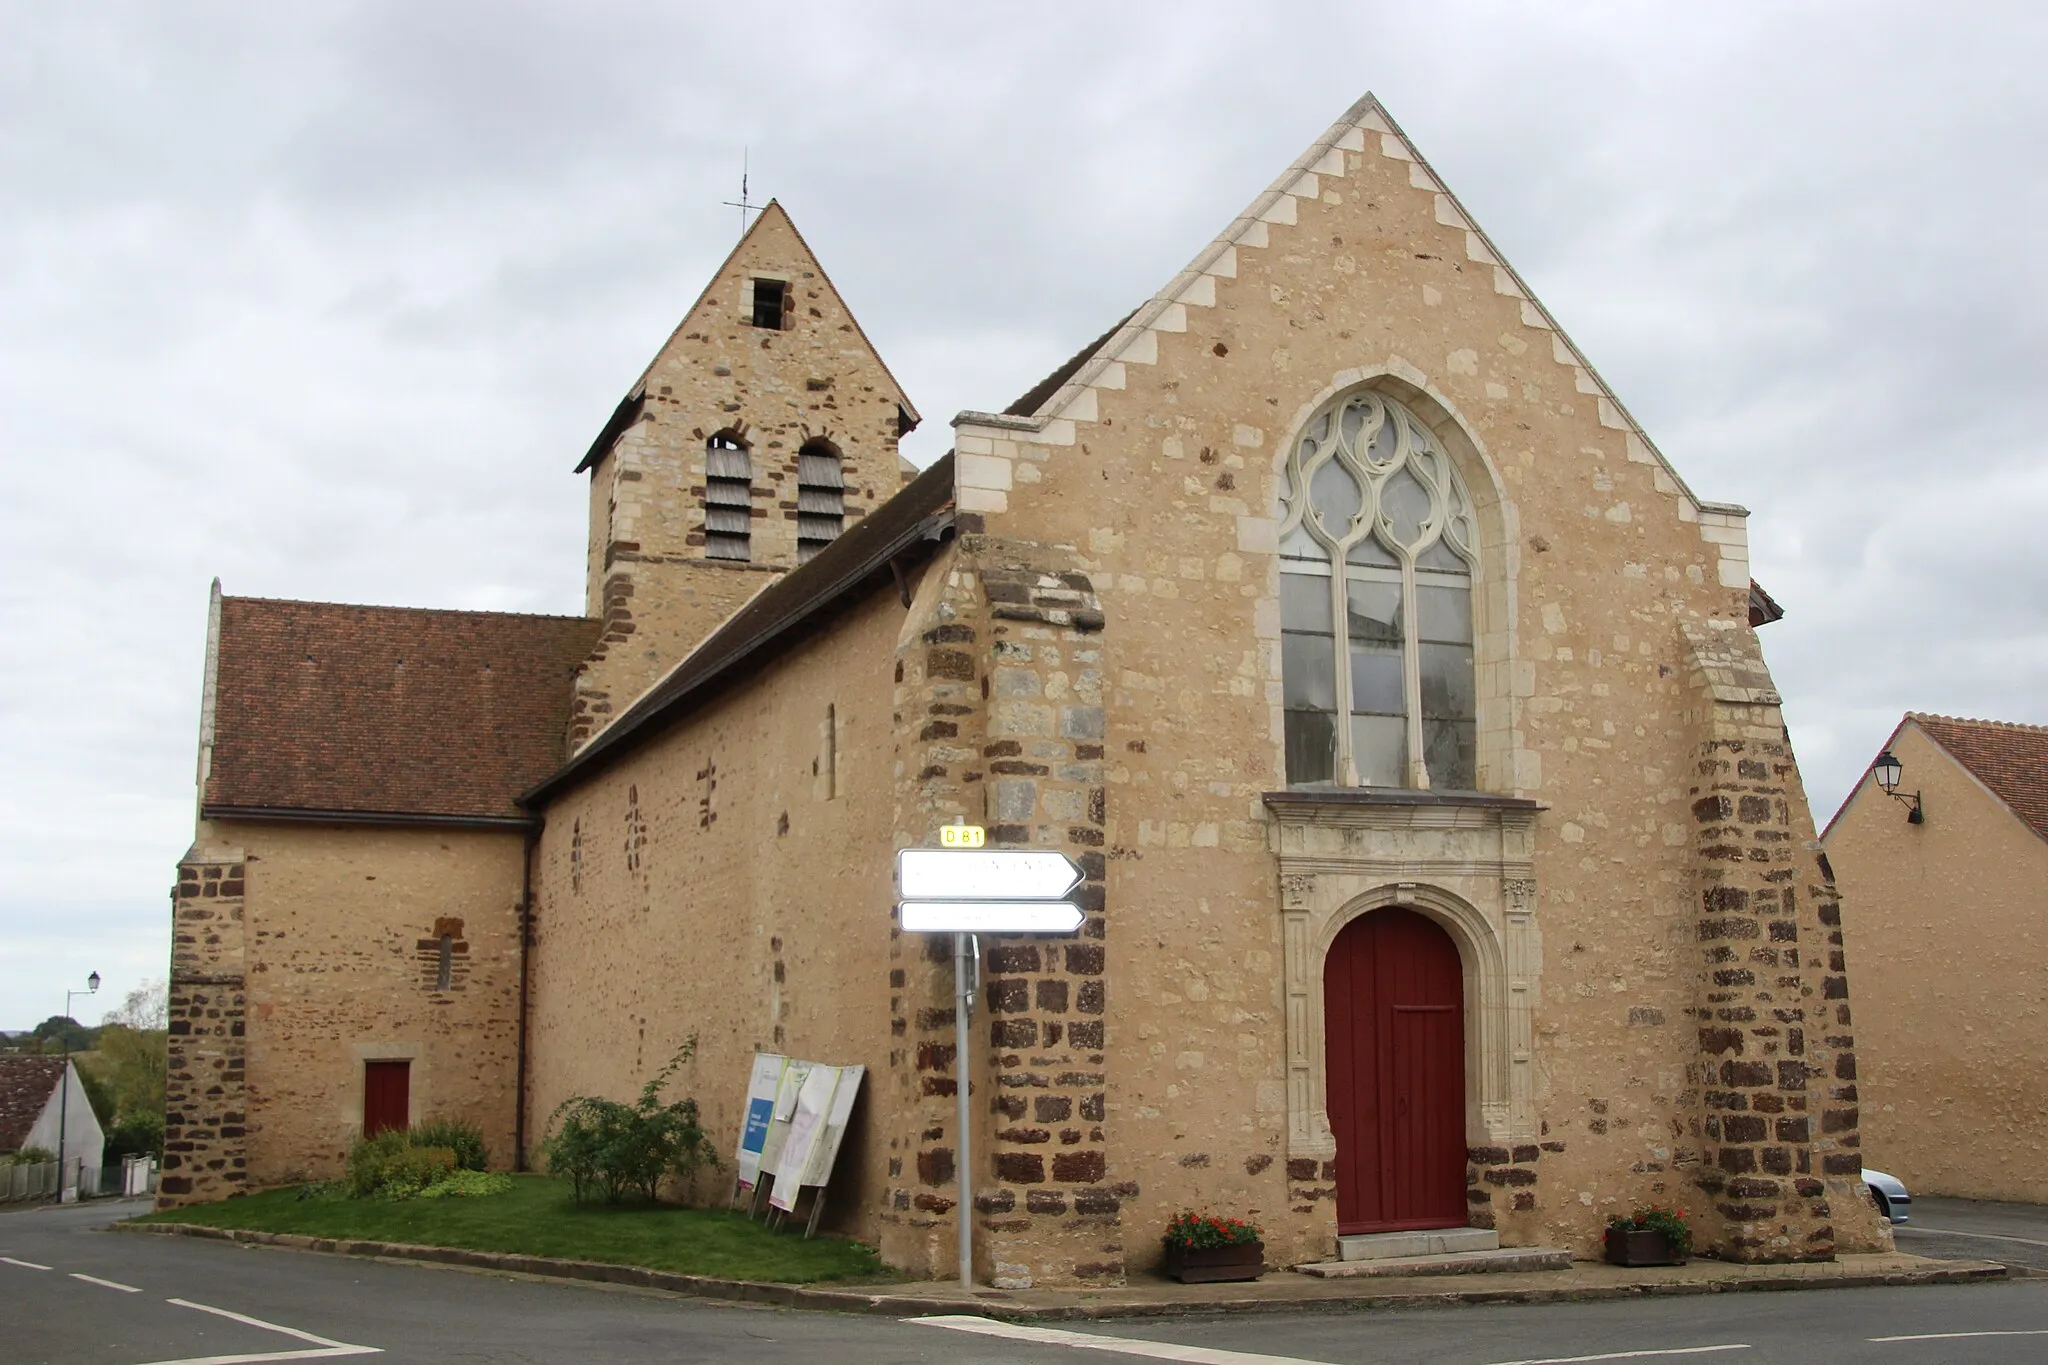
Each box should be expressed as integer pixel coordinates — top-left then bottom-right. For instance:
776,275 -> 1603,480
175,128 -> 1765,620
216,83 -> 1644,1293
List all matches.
0,1056 -> 106,1190
1824,713 -> 2048,1204
165,91 -> 1888,1283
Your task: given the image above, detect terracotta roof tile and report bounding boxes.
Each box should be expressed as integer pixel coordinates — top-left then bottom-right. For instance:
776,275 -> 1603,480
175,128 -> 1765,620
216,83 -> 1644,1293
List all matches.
206,600 -> 601,821
1912,713 -> 2048,844
0,1056 -> 64,1152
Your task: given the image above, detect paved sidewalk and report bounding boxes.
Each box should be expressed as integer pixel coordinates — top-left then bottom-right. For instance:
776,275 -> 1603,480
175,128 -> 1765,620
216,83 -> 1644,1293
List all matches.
118,1221 -> 2007,1321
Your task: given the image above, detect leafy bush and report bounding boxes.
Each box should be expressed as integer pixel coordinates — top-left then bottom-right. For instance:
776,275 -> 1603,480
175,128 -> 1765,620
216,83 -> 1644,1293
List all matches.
406,1118 -> 488,1172
543,1041 -> 720,1204
2,1147 -> 55,1168
104,1113 -> 164,1163
347,1131 -> 459,1200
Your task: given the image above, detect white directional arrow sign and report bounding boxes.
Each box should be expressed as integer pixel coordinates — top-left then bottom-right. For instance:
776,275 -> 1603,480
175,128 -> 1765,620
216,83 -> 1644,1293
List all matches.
899,900 -> 1085,934
897,849 -> 1082,903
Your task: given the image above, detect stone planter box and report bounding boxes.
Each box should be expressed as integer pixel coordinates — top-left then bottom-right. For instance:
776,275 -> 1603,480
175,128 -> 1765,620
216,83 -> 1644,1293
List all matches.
1604,1227 -> 1687,1267
1162,1239 -> 1265,1283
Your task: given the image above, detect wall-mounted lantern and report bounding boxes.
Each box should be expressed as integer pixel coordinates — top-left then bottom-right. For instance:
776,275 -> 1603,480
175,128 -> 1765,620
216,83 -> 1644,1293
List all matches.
1871,751 -> 1925,824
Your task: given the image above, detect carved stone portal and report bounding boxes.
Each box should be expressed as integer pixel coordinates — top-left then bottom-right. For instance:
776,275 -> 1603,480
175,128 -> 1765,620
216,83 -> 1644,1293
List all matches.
1264,792 -> 1542,1160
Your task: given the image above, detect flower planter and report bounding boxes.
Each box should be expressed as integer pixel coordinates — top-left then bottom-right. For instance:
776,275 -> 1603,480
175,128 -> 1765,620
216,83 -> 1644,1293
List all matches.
1162,1239 -> 1266,1283
1604,1227 -> 1687,1267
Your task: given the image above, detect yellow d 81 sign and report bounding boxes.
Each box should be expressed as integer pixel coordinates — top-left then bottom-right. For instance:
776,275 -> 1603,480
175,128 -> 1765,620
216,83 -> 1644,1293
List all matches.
939,823 -> 986,848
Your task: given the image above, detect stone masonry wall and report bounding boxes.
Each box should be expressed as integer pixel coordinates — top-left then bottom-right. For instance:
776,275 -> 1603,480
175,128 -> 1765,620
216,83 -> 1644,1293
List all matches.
1679,618 -> 1884,1260
568,203 -> 916,749
161,850 -> 248,1207
225,822 -> 528,1186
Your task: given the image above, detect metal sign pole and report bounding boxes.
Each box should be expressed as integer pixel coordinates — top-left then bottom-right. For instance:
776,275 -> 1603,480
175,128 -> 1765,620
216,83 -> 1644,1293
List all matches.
954,930 -> 974,1288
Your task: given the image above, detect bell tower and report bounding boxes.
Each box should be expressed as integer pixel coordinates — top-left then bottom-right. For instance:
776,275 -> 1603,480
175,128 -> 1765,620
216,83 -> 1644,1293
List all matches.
567,202 -> 920,749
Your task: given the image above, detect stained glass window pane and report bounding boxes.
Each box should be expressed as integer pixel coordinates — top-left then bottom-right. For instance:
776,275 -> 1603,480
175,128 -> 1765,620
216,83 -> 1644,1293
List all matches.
1310,459 -> 1363,533
1380,466 -> 1430,548
1282,633 -> 1336,710
1346,534 -> 1398,568
1285,710 -> 1338,786
1350,644 -> 1403,713
1416,580 -> 1472,643
1423,718 -> 1476,791
1351,714 -> 1406,787
1416,537 -> 1466,572
1420,642 -> 1476,720
1281,574 -> 1331,632
1345,578 -> 1402,645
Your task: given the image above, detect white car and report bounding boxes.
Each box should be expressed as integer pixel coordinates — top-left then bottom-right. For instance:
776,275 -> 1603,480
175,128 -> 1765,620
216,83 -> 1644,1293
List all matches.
1865,1167 -> 1911,1224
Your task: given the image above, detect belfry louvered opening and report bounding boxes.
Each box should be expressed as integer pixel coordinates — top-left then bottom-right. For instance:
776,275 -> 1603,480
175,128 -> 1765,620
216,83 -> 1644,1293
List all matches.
704,431 -> 753,561
796,438 -> 845,563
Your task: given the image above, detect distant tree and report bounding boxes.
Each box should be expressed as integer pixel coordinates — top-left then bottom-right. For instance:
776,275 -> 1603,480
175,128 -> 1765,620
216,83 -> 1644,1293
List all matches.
85,981 -> 169,1125
30,1016 -> 95,1053
77,1061 -> 116,1128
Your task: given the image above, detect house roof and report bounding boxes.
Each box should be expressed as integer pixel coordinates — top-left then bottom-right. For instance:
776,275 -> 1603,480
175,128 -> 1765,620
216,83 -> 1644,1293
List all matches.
523,453 -> 957,807
1911,713 -> 2048,844
205,599 -> 601,824
0,1057 -> 64,1152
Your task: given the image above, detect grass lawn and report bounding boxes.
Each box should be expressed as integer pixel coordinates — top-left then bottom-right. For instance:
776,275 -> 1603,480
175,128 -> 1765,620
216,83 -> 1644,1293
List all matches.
129,1175 -> 893,1284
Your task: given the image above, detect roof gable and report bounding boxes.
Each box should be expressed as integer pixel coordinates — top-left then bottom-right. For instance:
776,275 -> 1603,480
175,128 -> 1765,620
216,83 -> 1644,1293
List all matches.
575,200 -> 919,474
205,598 -> 601,822
1911,713 -> 2048,845
972,93 -> 1733,532
0,1057 -> 63,1151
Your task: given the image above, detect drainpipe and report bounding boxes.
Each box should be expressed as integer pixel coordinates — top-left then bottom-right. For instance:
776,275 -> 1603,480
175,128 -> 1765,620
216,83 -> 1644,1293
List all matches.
514,819 -> 541,1171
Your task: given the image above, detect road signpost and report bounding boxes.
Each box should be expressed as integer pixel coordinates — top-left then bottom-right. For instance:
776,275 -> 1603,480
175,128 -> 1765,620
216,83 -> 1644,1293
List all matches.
895,826 -> 1084,1288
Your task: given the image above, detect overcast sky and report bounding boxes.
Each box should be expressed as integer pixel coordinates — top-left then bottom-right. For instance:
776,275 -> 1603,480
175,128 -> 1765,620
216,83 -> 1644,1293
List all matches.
5,2 -> 2045,1030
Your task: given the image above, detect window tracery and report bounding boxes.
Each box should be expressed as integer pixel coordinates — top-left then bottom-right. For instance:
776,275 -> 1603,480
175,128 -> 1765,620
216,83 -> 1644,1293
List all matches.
1278,390 -> 1478,789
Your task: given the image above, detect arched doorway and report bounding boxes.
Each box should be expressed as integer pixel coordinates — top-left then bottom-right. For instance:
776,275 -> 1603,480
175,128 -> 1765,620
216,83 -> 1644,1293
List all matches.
1323,907 -> 1467,1233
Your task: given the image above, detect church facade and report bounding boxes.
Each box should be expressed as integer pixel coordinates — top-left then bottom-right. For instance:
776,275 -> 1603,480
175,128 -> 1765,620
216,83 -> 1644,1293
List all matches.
165,94 -> 1886,1284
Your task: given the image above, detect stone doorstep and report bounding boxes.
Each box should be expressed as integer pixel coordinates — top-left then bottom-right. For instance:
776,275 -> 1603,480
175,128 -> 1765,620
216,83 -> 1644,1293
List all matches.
1337,1227 -> 1500,1260
1299,1247 -> 1569,1279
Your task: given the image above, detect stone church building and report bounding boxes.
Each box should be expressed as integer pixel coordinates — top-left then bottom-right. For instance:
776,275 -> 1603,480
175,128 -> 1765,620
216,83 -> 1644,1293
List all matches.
165,93 -> 1886,1283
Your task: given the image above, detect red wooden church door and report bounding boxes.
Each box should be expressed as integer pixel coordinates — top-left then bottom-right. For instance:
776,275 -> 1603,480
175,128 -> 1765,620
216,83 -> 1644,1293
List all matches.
363,1060 -> 411,1136
1324,908 -> 1466,1233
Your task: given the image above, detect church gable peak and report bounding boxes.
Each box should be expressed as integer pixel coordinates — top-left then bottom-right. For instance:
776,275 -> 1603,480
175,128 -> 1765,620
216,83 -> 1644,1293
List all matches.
959,93 -> 1728,554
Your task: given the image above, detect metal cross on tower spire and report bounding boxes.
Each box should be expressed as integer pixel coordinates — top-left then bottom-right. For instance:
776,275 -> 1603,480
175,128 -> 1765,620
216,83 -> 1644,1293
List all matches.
722,148 -> 762,237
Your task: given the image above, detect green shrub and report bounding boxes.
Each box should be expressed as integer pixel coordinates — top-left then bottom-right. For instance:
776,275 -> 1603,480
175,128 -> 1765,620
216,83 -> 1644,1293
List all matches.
2,1147 -> 56,1168
346,1132 -> 458,1199
542,1040 -> 720,1204
105,1113 -> 165,1163
406,1118 -> 487,1172
416,1169 -> 512,1199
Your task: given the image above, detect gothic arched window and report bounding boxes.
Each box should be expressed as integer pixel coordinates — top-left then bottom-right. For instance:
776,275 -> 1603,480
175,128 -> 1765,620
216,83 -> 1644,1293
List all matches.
704,431 -> 752,561
796,438 -> 845,563
1278,390 -> 1478,790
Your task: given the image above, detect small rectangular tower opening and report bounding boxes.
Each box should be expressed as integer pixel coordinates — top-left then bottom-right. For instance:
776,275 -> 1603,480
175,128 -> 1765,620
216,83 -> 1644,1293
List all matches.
751,278 -> 790,330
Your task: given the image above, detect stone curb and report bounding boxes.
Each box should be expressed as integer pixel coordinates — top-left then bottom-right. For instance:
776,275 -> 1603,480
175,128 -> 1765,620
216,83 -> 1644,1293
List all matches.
116,1223 -> 2009,1322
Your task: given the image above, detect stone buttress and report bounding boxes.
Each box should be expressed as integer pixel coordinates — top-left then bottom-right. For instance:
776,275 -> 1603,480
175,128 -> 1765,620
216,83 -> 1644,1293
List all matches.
161,848 -> 249,1206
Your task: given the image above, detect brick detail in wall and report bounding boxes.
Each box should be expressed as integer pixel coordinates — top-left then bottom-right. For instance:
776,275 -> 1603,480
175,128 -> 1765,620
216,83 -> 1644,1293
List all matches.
160,857 -> 249,1207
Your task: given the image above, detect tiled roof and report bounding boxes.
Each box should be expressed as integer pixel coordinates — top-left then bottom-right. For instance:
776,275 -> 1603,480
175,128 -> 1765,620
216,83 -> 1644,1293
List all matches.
1913,713 -> 2048,844
206,600 -> 601,822
0,1057 -> 63,1152
1004,310 -> 1138,419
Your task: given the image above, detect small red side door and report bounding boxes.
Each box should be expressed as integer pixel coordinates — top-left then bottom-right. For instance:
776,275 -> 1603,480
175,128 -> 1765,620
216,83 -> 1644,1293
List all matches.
363,1060 -> 411,1137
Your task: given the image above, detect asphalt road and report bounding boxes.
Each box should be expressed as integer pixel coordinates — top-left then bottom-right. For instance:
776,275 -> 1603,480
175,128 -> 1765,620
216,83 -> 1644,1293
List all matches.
0,1199 -> 2044,1365
1893,1195 -> 2048,1273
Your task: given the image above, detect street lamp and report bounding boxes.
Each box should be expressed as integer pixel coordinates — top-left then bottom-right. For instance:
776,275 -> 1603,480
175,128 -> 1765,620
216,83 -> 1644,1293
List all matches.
57,971 -> 99,1201
1871,751 -> 1925,824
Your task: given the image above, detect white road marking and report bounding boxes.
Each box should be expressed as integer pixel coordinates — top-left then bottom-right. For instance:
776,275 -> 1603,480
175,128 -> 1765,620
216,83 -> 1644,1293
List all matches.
1869,1329 -> 2048,1343
126,1298 -> 382,1365
1480,1350 -> 1751,1365
907,1314 -> 1340,1364
1898,1225 -> 2048,1251
71,1271 -> 143,1292
0,1255 -> 52,1269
